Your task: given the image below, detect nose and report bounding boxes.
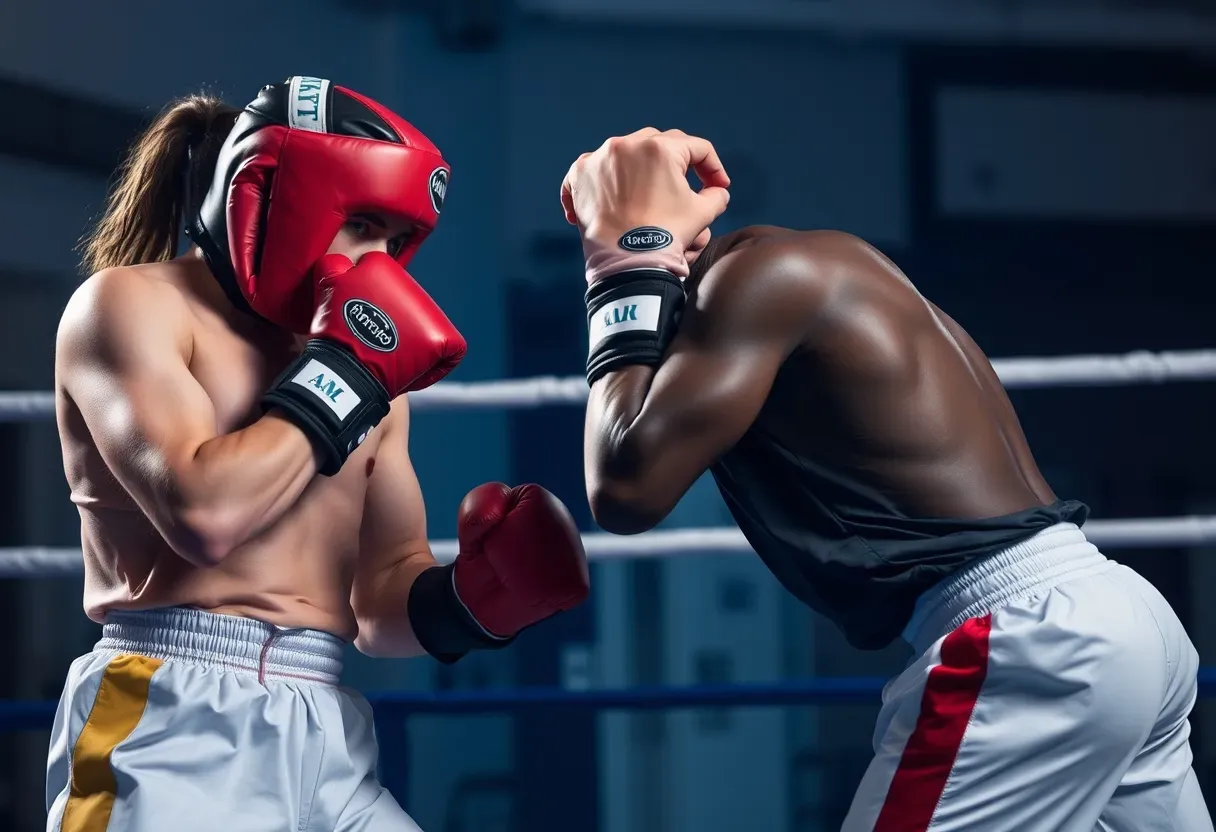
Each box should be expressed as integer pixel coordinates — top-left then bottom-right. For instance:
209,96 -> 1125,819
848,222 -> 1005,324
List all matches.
351,239 -> 390,260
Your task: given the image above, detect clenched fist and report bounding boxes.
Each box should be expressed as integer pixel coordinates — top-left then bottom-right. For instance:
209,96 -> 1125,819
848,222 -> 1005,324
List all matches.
560,128 -> 732,283
407,483 -> 590,664
453,482 -> 589,637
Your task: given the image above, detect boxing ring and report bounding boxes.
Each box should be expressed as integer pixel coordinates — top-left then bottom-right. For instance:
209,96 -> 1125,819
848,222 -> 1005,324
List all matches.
2,351 -> 1216,742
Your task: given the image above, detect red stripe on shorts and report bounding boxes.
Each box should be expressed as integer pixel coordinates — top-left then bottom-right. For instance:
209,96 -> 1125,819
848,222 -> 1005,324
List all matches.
872,613 -> 992,832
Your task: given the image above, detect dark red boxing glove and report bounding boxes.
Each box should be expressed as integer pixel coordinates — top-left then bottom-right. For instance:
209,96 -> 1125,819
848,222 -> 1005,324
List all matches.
454,483 -> 591,636
263,252 -> 467,475
407,484 -> 590,663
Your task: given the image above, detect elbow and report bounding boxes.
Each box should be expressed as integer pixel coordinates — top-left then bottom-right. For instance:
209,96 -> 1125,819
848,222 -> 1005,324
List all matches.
138,461 -> 254,567
353,617 -> 424,660
588,482 -> 666,535
352,613 -> 395,658
588,431 -> 668,535
188,538 -> 237,569
164,506 -> 243,568
353,630 -> 391,658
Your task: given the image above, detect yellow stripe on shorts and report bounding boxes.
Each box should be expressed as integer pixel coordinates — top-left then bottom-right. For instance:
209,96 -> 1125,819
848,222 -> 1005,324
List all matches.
60,654 -> 163,832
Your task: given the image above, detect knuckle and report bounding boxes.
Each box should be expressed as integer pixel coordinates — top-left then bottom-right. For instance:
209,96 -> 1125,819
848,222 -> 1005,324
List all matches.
638,136 -> 667,157
566,154 -> 589,180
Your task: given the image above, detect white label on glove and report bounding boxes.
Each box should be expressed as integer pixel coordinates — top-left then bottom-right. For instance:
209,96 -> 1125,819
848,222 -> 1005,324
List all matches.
290,359 -> 361,420
588,294 -> 662,356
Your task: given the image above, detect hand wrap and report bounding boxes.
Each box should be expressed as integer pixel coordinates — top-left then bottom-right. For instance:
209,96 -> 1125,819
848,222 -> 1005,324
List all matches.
585,269 -> 685,385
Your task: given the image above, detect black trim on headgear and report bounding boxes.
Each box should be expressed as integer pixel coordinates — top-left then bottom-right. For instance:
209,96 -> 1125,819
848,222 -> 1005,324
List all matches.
185,211 -> 258,320
182,88 -> 280,322
183,78 -> 414,326
249,81 -> 406,144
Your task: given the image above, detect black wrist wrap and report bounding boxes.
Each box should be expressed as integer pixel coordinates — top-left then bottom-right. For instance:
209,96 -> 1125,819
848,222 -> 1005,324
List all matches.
407,564 -> 516,665
585,269 -> 685,386
262,339 -> 391,476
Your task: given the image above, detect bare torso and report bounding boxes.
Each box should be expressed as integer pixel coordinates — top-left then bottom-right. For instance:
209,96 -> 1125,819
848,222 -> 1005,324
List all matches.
582,211 -> 1069,646
696,226 -> 1056,520
57,254 -> 392,638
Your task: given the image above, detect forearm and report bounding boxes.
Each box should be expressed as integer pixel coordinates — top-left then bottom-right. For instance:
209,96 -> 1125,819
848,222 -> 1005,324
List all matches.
585,348 -> 778,533
151,411 -> 318,565
353,549 -> 439,658
586,367 -> 661,483
586,366 -> 686,533
582,265 -> 690,529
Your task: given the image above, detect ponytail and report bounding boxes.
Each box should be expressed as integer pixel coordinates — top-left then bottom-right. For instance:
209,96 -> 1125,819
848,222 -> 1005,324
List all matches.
79,93 -> 239,275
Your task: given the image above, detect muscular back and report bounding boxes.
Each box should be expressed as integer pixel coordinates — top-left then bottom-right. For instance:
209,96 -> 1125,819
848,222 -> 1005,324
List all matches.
56,255 -> 394,638
728,228 -> 1056,520
585,225 -> 1078,647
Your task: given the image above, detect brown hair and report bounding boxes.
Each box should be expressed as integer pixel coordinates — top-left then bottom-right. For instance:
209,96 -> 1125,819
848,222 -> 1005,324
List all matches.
79,93 -> 240,275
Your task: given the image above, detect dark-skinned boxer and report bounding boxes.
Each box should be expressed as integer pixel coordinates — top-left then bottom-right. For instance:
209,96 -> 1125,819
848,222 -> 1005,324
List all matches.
562,127 -> 1210,832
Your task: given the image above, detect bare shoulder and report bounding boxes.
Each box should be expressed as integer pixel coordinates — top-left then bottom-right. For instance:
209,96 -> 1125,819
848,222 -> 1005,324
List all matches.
690,228 -> 855,337
705,228 -> 911,300
795,229 -> 919,292
57,264 -> 192,370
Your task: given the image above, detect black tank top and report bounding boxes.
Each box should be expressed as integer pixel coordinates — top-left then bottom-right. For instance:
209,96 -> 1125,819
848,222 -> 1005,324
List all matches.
709,425 -> 1089,651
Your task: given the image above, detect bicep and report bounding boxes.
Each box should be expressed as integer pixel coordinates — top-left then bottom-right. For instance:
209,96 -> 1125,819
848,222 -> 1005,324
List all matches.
628,310 -> 787,465
587,261 -> 810,526
58,273 -> 217,506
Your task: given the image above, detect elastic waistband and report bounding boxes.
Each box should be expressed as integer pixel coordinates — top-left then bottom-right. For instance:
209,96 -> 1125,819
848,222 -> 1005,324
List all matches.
902,522 -> 1110,655
97,607 -> 344,685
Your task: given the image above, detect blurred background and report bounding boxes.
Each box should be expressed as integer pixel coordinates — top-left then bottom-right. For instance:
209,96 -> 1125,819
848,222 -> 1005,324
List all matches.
2,0 -> 1216,829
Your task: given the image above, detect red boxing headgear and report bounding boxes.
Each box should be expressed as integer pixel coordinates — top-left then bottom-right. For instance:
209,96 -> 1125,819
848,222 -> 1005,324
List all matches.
186,76 -> 450,333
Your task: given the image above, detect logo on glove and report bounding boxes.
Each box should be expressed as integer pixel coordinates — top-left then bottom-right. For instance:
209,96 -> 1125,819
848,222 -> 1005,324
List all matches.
343,299 -> 399,352
618,227 -> 673,252
429,168 -> 448,215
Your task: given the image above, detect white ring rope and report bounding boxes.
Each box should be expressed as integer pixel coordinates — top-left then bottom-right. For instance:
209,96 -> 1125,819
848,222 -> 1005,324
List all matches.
2,347 -> 1211,577
3,516 -> 1216,578
1,349 -> 1214,419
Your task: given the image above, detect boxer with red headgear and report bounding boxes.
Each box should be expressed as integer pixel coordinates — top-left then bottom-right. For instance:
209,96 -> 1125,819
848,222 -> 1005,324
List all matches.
48,77 -> 588,831
187,76 -> 462,472
187,76 -> 450,333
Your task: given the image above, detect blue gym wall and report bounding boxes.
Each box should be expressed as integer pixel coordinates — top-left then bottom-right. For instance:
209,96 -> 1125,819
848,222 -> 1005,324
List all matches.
0,2 -> 1215,830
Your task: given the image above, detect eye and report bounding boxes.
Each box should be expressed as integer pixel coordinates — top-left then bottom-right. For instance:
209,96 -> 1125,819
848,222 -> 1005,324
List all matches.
346,219 -> 372,239
387,230 -> 415,258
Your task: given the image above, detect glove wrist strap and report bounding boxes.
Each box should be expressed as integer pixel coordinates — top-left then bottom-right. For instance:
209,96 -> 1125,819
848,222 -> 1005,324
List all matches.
262,339 -> 391,476
408,564 -> 517,665
585,269 -> 685,386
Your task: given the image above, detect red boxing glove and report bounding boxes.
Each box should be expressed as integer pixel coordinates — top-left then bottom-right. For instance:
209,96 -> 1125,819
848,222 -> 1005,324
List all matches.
454,483 -> 590,638
309,251 -> 466,395
262,252 -> 467,475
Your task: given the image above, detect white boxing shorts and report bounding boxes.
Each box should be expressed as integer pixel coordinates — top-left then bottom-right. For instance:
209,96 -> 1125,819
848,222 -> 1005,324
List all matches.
45,607 -> 422,832
844,522 -> 1213,832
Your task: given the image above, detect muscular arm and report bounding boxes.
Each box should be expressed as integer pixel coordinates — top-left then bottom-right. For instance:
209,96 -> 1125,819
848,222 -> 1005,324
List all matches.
351,396 -> 437,658
57,268 -> 318,566
585,240 -> 823,533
